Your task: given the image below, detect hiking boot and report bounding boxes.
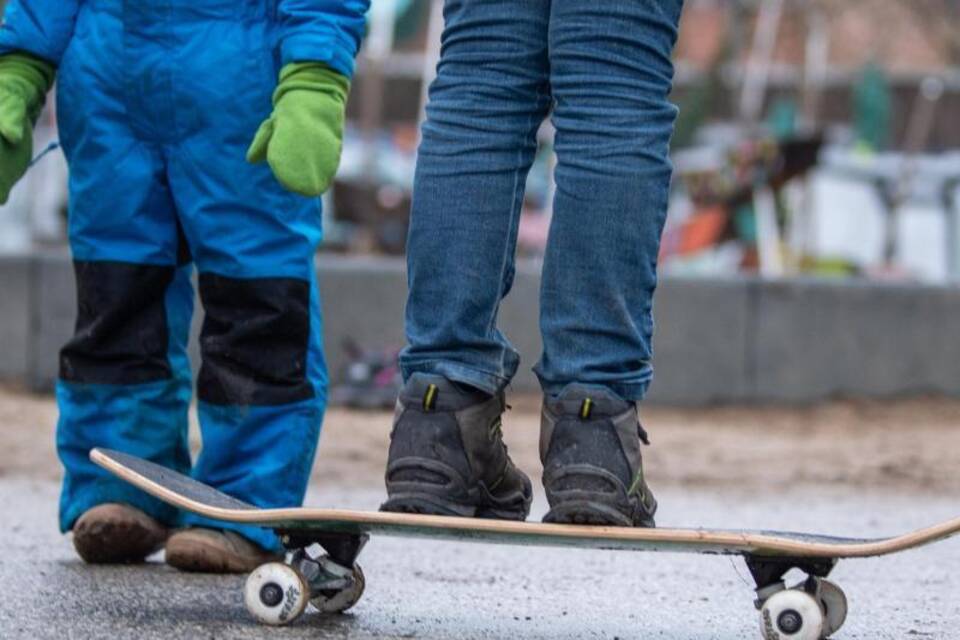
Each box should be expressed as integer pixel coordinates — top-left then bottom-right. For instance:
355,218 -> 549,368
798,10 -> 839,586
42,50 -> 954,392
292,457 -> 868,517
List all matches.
72,503 -> 168,563
380,374 -> 532,520
540,385 -> 657,527
165,528 -> 280,574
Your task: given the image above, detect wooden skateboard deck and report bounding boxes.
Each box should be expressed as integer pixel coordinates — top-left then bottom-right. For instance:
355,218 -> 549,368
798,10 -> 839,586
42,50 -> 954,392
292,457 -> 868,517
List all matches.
90,447 -> 960,638
90,447 -> 960,560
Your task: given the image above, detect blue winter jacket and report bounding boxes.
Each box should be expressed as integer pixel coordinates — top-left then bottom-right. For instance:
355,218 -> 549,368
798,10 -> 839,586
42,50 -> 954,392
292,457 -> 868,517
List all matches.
0,0 -> 370,77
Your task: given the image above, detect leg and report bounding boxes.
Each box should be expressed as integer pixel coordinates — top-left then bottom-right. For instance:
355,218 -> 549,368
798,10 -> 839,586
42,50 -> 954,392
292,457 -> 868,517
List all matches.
538,0 -> 683,401
52,6 -> 197,561
400,0 -> 552,395
167,103 -> 327,556
537,1 -> 683,527
382,0 -> 550,520
55,137 -> 194,535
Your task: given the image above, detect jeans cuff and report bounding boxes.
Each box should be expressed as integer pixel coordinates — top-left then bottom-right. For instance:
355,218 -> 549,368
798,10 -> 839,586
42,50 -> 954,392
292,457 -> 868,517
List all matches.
538,375 -> 653,403
402,361 -> 512,396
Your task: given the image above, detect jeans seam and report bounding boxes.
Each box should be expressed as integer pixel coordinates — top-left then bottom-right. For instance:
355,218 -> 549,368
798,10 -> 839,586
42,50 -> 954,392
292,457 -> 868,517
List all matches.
489,82 -> 549,379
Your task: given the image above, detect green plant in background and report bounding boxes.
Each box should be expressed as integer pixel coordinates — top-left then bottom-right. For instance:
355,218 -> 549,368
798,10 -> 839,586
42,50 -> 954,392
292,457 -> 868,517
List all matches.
852,60 -> 891,153
393,0 -> 426,44
765,97 -> 797,140
671,19 -> 736,151
672,66 -> 725,150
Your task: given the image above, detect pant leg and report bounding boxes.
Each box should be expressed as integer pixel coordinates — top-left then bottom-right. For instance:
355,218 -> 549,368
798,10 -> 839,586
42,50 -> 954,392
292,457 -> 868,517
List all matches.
399,0 -> 552,395
166,23 -> 326,551
55,92 -> 194,531
536,0 -> 684,401
52,1 -> 205,532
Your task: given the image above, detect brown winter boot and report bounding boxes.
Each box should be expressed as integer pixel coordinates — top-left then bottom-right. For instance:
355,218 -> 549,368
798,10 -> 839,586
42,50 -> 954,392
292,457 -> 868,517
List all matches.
165,528 -> 279,574
72,503 -> 169,563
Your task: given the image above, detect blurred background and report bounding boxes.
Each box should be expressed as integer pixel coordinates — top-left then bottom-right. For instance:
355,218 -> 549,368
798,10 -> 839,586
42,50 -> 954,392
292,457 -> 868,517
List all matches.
4,0 -> 960,405
12,0 -> 960,273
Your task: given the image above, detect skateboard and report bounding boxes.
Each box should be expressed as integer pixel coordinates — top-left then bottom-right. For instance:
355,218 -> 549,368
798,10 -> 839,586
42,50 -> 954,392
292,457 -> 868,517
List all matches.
91,448 -> 960,640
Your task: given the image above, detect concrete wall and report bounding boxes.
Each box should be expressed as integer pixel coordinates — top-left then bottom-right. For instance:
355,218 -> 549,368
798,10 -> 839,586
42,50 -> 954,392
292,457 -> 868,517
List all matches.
0,254 -> 31,380
2,250 -> 959,405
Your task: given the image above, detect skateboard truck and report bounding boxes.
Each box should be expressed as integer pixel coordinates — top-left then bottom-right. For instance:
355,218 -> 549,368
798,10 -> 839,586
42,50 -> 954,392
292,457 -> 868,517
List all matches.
243,531 -> 369,626
746,555 -> 836,595
745,555 -> 847,640
279,530 -> 368,568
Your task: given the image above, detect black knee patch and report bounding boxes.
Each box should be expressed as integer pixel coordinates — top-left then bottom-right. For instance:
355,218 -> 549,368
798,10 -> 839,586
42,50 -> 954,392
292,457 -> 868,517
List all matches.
197,273 -> 313,406
60,261 -> 176,384
176,217 -> 192,267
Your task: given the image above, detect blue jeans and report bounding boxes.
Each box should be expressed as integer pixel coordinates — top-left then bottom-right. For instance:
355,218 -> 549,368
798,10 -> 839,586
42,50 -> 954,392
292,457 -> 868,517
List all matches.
401,0 -> 683,401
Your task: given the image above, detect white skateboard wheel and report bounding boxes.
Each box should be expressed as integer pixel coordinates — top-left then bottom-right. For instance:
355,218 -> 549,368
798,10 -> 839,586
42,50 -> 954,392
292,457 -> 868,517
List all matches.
311,564 -> 366,614
244,562 -> 309,626
818,579 -> 848,638
759,589 -> 824,640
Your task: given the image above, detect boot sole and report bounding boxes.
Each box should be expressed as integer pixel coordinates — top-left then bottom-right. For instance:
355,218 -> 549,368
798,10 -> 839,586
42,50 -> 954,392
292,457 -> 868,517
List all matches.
381,492 -> 530,521
544,500 -> 655,528
380,494 -> 477,518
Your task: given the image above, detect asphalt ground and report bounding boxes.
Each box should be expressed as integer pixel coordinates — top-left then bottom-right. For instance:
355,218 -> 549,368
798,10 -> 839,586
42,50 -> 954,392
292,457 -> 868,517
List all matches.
3,479 -> 959,639
1,390 -> 958,639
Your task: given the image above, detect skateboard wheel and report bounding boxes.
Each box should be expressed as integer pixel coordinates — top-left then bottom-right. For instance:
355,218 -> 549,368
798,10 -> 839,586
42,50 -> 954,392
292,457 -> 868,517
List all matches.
759,589 -> 824,640
244,562 -> 310,626
311,564 -> 366,614
817,579 -> 848,638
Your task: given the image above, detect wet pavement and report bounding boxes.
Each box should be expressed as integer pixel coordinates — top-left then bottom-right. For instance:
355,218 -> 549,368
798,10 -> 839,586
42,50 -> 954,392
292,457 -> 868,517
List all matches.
2,477 -> 958,639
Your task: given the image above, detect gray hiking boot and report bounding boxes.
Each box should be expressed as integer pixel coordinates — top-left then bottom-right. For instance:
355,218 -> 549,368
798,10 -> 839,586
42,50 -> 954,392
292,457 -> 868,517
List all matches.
380,374 -> 532,520
540,385 -> 657,527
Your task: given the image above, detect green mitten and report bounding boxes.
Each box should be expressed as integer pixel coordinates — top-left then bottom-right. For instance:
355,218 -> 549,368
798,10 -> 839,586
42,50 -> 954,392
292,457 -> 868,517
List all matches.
247,63 -> 350,197
0,52 -> 55,204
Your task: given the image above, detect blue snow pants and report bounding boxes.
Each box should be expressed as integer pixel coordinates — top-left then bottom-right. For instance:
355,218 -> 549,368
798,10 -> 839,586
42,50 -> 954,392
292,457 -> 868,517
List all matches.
0,0 -> 368,552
